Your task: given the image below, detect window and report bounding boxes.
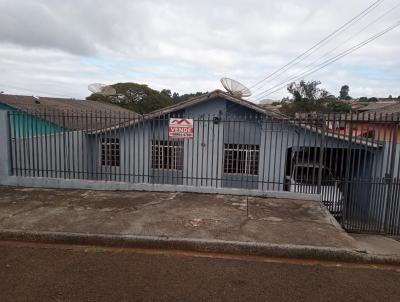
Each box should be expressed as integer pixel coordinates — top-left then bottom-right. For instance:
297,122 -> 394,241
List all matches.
224,144 -> 259,175
101,138 -> 120,167
152,140 -> 184,170
293,166 -> 334,186
361,130 -> 375,139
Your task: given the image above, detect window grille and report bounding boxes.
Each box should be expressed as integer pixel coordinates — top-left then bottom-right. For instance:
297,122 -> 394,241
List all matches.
152,140 -> 184,170
224,144 -> 259,175
101,138 -> 120,167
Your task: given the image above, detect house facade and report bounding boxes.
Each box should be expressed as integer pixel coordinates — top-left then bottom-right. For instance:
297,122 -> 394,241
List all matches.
1,90 -> 399,234
85,90 -> 383,193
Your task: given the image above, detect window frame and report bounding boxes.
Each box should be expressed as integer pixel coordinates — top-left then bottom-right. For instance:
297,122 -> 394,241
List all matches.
100,137 -> 120,167
223,143 -> 260,176
151,140 -> 184,171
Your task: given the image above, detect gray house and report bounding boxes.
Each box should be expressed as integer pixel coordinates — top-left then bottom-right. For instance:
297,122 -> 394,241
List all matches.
85,90 -> 382,193
1,90 -> 399,234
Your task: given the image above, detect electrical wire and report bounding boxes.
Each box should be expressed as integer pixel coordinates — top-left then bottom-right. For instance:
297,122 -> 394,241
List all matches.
254,20 -> 400,101
245,0 -> 384,93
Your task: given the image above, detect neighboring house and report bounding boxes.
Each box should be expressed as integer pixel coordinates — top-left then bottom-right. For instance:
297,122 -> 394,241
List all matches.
0,94 -> 135,137
356,101 -> 399,114
336,102 -> 400,144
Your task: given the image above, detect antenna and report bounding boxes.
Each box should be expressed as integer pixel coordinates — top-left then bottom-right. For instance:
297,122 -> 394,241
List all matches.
88,83 -> 117,96
220,78 -> 252,98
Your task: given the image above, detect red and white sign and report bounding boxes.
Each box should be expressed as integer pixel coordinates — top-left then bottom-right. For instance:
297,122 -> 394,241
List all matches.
169,118 -> 194,138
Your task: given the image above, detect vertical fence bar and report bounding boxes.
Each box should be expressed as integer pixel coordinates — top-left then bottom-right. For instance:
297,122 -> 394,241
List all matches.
384,119 -> 398,233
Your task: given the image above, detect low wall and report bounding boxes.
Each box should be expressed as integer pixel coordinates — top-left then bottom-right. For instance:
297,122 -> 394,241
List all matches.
0,175 -> 321,201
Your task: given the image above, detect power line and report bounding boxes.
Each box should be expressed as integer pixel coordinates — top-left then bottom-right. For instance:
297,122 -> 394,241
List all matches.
252,2 -> 400,100
284,2 -> 400,83
254,20 -> 400,101
246,0 -> 384,93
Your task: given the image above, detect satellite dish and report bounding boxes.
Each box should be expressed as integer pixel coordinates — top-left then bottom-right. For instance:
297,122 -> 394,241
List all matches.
220,77 -> 252,98
88,83 -> 116,96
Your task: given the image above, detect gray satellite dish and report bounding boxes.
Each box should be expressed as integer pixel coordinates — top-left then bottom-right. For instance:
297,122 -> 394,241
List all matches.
220,77 -> 252,98
88,83 -> 116,96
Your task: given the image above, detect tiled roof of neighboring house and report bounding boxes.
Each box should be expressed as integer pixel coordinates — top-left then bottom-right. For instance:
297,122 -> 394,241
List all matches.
367,102 -> 400,115
0,94 -> 137,131
357,102 -> 398,112
348,103 -> 400,121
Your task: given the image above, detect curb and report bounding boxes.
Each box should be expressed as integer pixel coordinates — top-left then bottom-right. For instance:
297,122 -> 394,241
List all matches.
0,229 -> 400,266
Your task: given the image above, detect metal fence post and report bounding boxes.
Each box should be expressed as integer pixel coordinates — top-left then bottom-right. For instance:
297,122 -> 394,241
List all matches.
384,121 -> 399,234
317,115 -> 326,194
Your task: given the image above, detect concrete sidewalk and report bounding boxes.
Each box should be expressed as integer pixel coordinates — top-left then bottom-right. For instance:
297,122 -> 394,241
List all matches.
0,186 -> 356,249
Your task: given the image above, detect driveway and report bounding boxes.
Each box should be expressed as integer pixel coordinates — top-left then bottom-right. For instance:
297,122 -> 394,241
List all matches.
0,186 -> 356,249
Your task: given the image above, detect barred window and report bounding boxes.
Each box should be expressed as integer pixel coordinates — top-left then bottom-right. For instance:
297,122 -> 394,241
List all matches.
101,138 -> 120,167
152,140 -> 184,170
224,144 -> 259,175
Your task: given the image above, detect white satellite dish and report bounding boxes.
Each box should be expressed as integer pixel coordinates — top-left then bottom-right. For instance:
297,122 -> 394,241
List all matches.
220,77 -> 252,98
88,83 -> 116,96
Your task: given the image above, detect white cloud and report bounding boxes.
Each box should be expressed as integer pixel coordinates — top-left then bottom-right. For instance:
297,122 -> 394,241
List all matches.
0,0 -> 399,100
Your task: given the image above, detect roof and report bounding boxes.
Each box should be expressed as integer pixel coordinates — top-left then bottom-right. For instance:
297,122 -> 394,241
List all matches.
89,90 -> 381,148
0,94 -> 137,131
357,102 -> 398,112
145,90 -> 286,119
92,90 -> 287,134
367,102 -> 400,115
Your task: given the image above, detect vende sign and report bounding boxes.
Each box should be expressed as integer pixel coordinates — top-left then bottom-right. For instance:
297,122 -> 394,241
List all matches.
169,118 -> 194,139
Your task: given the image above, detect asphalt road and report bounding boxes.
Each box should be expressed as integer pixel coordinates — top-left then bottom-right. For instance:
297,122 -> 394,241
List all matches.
1,241 -> 400,302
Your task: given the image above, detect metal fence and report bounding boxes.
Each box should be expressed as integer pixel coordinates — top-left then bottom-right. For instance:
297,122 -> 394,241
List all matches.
5,109 -> 400,235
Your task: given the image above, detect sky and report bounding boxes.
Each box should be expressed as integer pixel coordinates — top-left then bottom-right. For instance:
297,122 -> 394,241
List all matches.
0,0 -> 399,102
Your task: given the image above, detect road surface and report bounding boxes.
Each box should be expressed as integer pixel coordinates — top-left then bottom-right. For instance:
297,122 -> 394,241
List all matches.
0,241 -> 399,301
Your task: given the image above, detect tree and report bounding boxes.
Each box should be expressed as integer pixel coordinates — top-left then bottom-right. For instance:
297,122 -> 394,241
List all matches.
172,92 -> 180,102
87,82 -> 173,114
286,80 -> 329,102
358,97 -> 368,102
326,101 -> 352,113
339,85 -> 351,100
280,80 -> 330,116
161,89 -> 172,98
368,97 -> 378,102
87,83 -> 208,113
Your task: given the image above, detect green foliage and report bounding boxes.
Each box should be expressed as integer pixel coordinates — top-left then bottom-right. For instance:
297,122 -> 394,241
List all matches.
358,97 -> 368,102
339,85 -> 351,99
87,82 -> 208,114
87,82 -> 173,114
368,97 -> 378,102
326,100 -> 352,113
280,80 -> 330,117
287,80 -> 329,102
172,92 -> 207,103
280,100 -> 327,117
